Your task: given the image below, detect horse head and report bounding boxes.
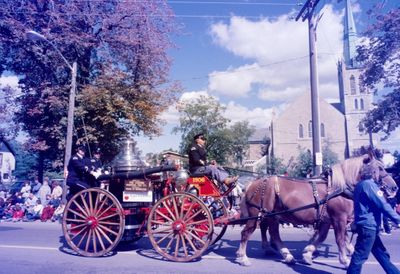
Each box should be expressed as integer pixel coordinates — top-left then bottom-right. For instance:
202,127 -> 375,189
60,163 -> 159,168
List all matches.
362,153 -> 398,198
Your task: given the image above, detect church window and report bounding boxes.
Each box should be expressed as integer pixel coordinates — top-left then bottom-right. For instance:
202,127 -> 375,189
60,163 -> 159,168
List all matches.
350,75 -> 356,94
359,76 -> 366,94
360,98 -> 364,110
299,124 -> 304,138
354,99 -> 358,110
321,123 -> 325,138
308,120 -> 312,137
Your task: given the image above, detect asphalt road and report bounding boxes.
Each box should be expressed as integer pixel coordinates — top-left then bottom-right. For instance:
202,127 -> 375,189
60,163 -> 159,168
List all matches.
0,221 -> 399,274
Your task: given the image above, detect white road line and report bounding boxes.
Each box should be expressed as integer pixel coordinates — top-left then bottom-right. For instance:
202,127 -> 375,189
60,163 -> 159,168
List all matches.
1,244 -> 400,266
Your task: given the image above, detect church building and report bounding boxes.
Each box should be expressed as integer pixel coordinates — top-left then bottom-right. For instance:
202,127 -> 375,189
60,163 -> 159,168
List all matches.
270,0 -> 376,165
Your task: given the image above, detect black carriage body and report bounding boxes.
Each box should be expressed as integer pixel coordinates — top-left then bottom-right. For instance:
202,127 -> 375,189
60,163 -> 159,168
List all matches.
99,165 -> 176,242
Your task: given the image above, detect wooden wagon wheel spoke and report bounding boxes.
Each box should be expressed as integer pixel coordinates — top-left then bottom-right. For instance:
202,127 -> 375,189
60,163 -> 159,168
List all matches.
63,188 -> 124,257
72,200 -> 89,218
88,191 -> 94,216
66,222 -> 87,233
164,234 -> 175,251
79,192 -> 92,217
181,201 -> 195,220
97,224 -> 119,236
66,208 -> 87,220
191,227 -> 210,233
97,221 -> 121,226
93,228 -> 106,251
186,218 -> 209,226
70,226 -> 88,241
97,212 -> 120,222
180,234 -> 188,257
85,229 -> 93,252
152,225 -> 172,234
183,233 -> 198,252
96,225 -> 114,245
155,209 -> 174,223
183,208 -> 205,223
171,195 -> 181,220
174,234 -> 180,258
156,231 -> 174,245
65,218 -> 86,223
92,192 -> 100,214
161,201 -> 177,221
186,230 -> 206,246
76,230 -> 89,248
92,229 -> 97,253
95,203 -> 114,220
150,219 -> 171,225
94,195 -> 108,215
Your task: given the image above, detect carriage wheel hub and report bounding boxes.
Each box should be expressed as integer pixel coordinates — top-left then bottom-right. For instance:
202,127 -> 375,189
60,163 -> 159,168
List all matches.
86,216 -> 98,229
172,220 -> 186,234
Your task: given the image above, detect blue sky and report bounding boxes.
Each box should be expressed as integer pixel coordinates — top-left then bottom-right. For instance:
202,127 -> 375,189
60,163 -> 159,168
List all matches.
1,0 -> 398,154
135,0 -> 400,154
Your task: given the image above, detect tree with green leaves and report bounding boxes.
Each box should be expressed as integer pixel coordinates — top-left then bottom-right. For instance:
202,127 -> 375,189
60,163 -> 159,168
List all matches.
288,146 -> 313,178
173,95 -> 255,165
357,7 -> 400,139
0,0 -> 178,178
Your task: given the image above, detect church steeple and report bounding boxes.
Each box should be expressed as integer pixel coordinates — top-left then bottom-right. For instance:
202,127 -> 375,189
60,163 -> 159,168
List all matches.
343,0 -> 358,68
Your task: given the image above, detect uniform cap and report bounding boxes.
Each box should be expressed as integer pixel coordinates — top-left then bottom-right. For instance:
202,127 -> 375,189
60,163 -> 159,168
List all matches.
193,133 -> 206,141
77,145 -> 87,153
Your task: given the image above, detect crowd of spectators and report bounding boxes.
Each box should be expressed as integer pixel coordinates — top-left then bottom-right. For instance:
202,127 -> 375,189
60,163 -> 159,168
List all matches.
0,177 -> 65,223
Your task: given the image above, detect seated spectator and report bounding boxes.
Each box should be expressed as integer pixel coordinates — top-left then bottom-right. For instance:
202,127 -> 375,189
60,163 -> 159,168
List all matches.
24,193 -> 38,212
7,192 -> 24,206
20,181 -> 31,199
51,201 -> 65,222
40,203 -> 55,222
12,203 -> 25,222
24,199 -> 44,222
38,180 -> 51,206
51,181 -> 63,200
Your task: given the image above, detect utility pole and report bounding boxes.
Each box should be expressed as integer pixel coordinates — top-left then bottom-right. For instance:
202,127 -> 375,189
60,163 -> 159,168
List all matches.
296,0 -> 323,176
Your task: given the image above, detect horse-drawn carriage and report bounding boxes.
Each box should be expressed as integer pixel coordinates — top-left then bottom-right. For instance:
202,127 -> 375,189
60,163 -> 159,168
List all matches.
62,139 -> 235,261
62,140 -> 398,268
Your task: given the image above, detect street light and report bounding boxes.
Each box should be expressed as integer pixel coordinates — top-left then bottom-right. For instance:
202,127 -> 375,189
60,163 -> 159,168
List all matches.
27,30 -> 77,202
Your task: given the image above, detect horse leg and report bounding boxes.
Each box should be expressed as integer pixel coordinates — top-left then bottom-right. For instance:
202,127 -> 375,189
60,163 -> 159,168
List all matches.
268,218 -> 296,264
345,230 -> 355,255
302,222 -> 330,265
260,218 -> 270,250
236,219 -> 258,266
331,218 -> 351,268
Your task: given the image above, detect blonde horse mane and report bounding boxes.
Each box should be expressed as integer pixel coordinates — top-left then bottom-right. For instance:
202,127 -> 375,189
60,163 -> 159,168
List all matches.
331,155 -> 365,191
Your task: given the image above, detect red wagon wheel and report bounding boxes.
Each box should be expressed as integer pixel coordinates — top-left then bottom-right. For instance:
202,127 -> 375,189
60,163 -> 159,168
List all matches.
62,188 -> 125,257
208,198 -> 228,245
147,192 -> 213,262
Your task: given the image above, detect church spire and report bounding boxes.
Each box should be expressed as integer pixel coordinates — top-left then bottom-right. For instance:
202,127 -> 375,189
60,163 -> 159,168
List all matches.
343,0 -> 358,68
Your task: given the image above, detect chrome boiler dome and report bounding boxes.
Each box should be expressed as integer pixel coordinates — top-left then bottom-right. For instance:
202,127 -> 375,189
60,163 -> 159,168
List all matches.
111,138 -> 146,172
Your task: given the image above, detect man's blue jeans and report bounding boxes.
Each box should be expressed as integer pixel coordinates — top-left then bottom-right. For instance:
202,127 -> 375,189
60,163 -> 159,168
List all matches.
347,226 -> 400,274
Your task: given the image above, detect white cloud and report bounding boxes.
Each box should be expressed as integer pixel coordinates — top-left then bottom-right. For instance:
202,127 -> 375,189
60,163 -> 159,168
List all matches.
224,101 -> 275,128
208,5 -> 344,102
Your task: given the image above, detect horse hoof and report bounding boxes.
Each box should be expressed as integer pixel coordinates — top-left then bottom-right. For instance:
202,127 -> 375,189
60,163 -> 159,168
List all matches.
283,255 -> 296,265
236,257 -> 251,266
302,254 -> 313,265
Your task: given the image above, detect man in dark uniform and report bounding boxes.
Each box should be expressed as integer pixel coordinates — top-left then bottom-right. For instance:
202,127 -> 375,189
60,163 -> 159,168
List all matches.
347,163 -> 400,274
85,147 -> 103,187
66,145 -> 91,197
188,133 -> 237,186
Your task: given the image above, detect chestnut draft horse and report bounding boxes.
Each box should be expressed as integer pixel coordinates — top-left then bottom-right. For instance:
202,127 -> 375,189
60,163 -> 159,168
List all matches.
236,154 -> 398,268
